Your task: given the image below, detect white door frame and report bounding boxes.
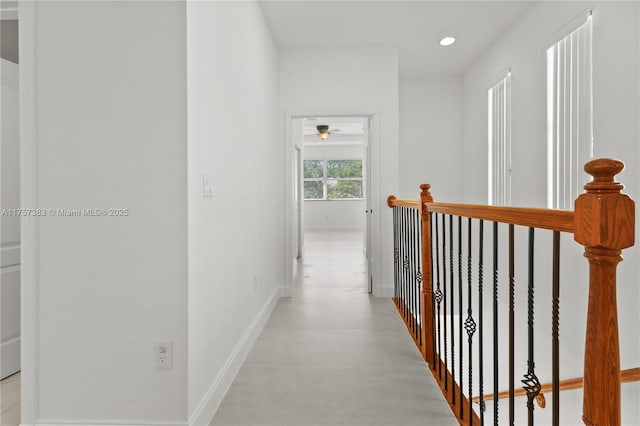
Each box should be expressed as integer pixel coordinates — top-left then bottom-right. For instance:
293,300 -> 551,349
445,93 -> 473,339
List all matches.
282,112 -> 382,298
18,2 -> 38,424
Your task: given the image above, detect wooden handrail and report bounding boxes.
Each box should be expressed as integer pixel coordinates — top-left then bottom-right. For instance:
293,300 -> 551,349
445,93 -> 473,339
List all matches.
426,202 -> 575,233
387,195 -> 421,209
389,197 -> 575,232
473,367 -> 640,404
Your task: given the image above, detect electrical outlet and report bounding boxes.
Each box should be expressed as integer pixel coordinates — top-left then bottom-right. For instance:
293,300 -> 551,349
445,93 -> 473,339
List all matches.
253,276 -> 258,292
155,340 -> 173,370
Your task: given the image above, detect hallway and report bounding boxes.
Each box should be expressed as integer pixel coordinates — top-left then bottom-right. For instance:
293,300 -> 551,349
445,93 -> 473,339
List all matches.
211,231 -> 456,425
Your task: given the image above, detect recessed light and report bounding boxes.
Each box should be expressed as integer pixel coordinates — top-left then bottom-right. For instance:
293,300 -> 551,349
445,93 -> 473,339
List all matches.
439,36 -> 456,47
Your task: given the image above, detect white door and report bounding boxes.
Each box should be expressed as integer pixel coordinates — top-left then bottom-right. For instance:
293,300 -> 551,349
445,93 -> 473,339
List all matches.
1,58 -> 21,379
364,118 -> 373,293
293,146 -> 302,260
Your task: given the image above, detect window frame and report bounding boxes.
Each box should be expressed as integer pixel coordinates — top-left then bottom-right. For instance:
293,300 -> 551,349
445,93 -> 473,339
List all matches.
488,70 -> 512,206
303,159 -> 364,201
546,11 -> 593,210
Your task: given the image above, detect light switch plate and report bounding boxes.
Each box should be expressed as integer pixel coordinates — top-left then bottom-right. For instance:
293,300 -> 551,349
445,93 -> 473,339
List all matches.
203,175 -> 213,198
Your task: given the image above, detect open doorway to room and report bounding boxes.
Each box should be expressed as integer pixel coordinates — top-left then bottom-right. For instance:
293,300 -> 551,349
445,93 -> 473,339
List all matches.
291,115 -> 372,297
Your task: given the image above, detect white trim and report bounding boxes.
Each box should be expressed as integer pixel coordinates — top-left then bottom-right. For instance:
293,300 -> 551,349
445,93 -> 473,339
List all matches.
1,7 -> 18,21
19,1 -> 38,424
303,141 -> 364,147
31,421 -> 187,426
187,286 -> 281,426
543,8 -> 592,50
485,67 -> 511,90
284,112 -> 381,298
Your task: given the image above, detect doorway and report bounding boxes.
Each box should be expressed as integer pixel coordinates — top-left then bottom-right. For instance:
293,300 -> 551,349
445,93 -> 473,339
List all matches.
289,115 -> 373,295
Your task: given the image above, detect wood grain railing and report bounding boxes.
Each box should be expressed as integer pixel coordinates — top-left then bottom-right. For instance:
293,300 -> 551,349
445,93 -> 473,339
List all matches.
387,158 -> 635,426
474,367 -> 640,408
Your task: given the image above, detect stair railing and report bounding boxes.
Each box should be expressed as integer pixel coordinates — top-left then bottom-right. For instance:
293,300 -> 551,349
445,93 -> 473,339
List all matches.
387,158 -> 635,426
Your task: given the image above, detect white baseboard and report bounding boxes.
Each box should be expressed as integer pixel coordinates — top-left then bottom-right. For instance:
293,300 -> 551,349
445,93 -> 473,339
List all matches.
188,286 -> 281,426
32,420 -> 187,426
373,284 -> 394,298
280,285 -> 293,298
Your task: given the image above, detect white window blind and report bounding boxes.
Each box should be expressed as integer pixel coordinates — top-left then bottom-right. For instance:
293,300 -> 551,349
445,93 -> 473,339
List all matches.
488,71 -> 512,206
547,12 -> 593,210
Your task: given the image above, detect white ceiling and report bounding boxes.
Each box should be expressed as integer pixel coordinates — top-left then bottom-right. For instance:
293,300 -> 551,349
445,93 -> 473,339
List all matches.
259,1 -> 534,77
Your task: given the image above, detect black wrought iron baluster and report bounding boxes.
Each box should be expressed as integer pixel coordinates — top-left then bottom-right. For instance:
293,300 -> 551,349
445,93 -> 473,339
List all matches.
552,231 -> 560,426
399,207 -> 407,319
478,219 -> 485,426
509,224 -> 515,426
409,208 -> 415,334
492,221 -> 499,425
402,207 -> 409,321
412,210 -> 417,336
458,216 -> 464,418
522,227 -> 541,426
400,206 -> 404,308
464,218 -> 476,425
416,210 -> 424,347
393,207 -> 398,302
442,213 -> 448,391
417,210 -> 423,345
430,212 -> 436,366
435,213 -> 443,379
450,215 -> 455,402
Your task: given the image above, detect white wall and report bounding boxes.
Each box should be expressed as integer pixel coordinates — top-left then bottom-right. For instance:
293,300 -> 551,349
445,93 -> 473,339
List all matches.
32,2 -> 188,423
1,58 -> 20,379
187,1 -> 283,423
280,47 -> 399,296
461,2 -> 639,423
399,76 -> 463,200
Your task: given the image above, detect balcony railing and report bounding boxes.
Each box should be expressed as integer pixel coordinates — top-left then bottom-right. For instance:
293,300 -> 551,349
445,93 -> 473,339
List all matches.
387,158 -> 636,426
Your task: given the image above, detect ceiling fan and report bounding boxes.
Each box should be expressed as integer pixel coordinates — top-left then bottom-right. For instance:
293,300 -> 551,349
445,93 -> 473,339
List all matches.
315,125 -> 341,140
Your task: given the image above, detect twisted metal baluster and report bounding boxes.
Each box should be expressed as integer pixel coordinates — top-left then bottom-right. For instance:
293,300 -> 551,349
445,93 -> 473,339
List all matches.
464,218 -> 476,424
522,227 -> 541,426
434,213 -> 443,379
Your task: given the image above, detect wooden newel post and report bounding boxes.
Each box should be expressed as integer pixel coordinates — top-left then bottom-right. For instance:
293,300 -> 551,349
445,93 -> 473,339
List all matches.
573,158 -> 635,426
420,184 -> 435,367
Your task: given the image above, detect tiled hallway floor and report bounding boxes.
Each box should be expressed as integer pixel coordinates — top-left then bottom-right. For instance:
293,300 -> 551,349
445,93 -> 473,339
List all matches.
211,231 -> 456,425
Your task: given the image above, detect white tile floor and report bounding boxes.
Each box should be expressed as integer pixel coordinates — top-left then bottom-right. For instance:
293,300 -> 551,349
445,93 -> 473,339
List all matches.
211,231 -> 456,426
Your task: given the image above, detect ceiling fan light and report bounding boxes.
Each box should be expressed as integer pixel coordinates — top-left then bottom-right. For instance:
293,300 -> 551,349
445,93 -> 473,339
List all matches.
439,36 -> 456,46
317,125 -> 330,140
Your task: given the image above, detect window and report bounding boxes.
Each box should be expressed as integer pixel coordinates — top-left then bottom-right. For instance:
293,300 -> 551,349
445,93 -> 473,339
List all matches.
547,11 -> 593,209
303,159 -> 363,200
488,71 -> 512,206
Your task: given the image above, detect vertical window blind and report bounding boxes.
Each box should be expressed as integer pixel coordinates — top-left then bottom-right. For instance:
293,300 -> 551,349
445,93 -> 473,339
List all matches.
488,71 -> 512,206
547,12 -> 593,210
